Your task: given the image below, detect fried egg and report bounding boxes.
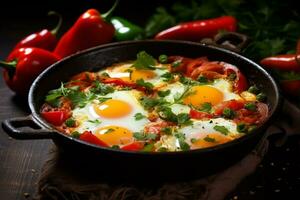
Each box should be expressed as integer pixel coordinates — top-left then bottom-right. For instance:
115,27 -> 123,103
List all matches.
99,62 -> 169,88
72,90 -> 150,146
178,118 -> 241,149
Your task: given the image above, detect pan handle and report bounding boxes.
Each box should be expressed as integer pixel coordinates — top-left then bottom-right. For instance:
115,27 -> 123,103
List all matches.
2,115 -> 56,140
200,31 -> 250,53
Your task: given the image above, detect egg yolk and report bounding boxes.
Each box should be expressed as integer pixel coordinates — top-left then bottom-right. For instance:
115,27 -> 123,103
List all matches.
93,99 -> 132,118
120,69 -> 156,82
183,85 -> 223,107
95,125 -> 133,146
191,133 -> 232,149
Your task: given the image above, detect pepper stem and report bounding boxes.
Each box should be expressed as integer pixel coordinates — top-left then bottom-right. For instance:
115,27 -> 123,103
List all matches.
0,60 -> 17,79
48,11 -> 63,35
101,0 -> 119,20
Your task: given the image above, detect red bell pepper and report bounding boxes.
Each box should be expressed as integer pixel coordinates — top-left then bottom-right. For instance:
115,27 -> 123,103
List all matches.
79,131 -> 109,147
155,16 -> 237,41
260,54 -> 300,72
54,1 -> 118,58
13,11 -> 62,51
41,110 -> 70,126
0,47 -> 60,96
121,142 -> 144,151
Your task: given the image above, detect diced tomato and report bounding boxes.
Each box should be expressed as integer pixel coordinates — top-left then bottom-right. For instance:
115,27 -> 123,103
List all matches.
189,62 -> 224,79
224,64 -> 248,93
214,100 -> 245,115
185,57 -> 208,77
41,110 -> 70,126
189,109 -> 213,119
144,121 -> 171,134
168,56 -> 193,73
121,142 -> 144,151
79,131 -> 109,147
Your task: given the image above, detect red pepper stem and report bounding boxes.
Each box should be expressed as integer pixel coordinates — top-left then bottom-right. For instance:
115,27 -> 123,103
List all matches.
48,11 -> 63,35
101,0 -> 119,20
0,60 -> 17,70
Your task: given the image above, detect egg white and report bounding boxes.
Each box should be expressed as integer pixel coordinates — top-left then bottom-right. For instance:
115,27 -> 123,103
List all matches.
72,90 -> 150,133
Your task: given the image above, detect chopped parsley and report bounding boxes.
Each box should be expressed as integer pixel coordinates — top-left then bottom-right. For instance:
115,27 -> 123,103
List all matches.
248,85 -> 260,94
177,113 -> 192,126
161,127 -> 172,135
222,108 -> 235,119
111,145 -> 120,149
157,89 -> 170,97
198,102 -> 212,113
140,96 -> 167,110
65,118 -> 76,127
87,119 -> 101,125
197,75 -> 208,83
90,80 -> 115,95
175,132 -> 190,151
134,113 -> 146,120
71,131 -> 80,138
132,51 -> 157,70
237,123 -> 247,133
136,79 -> 154,92
203,135 -> 216,143
158,54 -> 168,64
213,125 -> 229,135
133,132 -> 157,141
104,128 -> 115,134
256,92 -> 267,102
143,143 -> 154,152
161,72 -> 174,82
190,138 -> 198,143
244,103 -> 256,111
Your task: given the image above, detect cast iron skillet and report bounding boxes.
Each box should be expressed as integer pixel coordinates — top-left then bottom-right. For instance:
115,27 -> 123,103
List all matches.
2,40 -> 281,181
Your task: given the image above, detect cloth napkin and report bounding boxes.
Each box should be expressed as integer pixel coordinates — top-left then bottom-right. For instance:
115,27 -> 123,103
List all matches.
34,99 -> 300,200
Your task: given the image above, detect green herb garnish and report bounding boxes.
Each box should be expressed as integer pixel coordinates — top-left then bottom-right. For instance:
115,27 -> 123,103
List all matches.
132,51 -> 156,70
71,131 -> 80,138
197,75 -> 208,83
158,54 -> 168,64
161,127 -> 172,135
171,60 -> 181,68
248,85 -> 260,94
222,108 -> 235,119
199,102 -> 212,113
203,135 -> 216,143
256,92 -> 267,102
104,128 -> 115,134
134,113 -> 146,120
65,118 -> 76,127
237,123 -> 247,133
87,119 -> 102,125
161,72 -> 174,82
143,143 -> 154,152
133,132 -> 157,141
244,102 -> 256,111
158,89 -> 171,97
214,125 -> 229,135
136,79 -> 154,92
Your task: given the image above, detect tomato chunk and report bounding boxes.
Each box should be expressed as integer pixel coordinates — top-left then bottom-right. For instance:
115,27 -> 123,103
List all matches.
79,131 -> 109,147
41,110 -> 70,126
121,142 -> 144,151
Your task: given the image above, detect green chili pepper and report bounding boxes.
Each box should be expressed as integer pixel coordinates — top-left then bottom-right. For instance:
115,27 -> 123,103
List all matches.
110,17 -> 144,41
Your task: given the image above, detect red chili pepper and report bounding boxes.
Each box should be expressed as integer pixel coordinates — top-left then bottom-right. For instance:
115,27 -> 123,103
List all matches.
0,47 -> 60,96
79,131 -> 109,147
54,1 -> 118,58
13,12 -> 62,51
41,110 -> 70,126
260,54 -> 300,72
121,142 -> 144,151
155,16 -> 237,41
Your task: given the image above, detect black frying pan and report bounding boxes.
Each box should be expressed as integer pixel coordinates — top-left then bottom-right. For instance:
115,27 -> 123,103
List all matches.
2,40 -> 281,181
